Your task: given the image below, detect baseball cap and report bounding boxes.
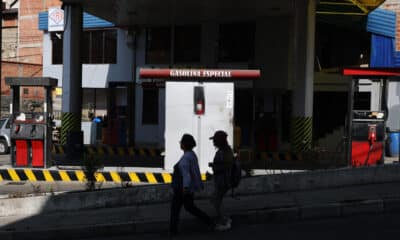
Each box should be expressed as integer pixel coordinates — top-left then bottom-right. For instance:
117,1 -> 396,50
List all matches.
209,130 -> 228,140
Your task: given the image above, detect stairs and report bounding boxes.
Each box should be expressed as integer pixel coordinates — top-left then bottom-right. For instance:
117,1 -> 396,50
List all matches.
316,126 -> 345,152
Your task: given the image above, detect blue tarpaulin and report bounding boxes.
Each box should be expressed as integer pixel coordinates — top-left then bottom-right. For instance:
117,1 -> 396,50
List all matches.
370,34 -> 396,67
367,8 -> 400,67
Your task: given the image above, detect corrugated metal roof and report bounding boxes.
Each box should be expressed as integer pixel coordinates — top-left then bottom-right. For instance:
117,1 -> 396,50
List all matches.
38,11 -> 114,31
367,8 -> 396,37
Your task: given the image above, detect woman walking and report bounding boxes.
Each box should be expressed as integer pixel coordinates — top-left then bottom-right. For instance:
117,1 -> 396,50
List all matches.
209,130 -> 234,231
169,134 -> 213,236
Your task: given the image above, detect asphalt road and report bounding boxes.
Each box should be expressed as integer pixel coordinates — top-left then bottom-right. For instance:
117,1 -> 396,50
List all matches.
79,212 -> 400,240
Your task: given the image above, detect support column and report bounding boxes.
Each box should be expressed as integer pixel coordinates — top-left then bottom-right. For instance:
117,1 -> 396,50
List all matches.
60,4 -> 83,152
291,0 -> 316,152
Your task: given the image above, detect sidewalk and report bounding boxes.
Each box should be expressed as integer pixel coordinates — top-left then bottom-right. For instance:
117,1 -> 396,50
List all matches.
1,178 -> 400,239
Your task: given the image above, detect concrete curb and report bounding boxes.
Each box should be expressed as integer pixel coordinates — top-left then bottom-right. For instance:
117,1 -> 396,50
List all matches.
2,164 -> 400,217
1,197 -> 400,240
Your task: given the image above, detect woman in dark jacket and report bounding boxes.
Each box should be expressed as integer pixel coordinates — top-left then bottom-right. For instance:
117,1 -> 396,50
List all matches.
170,134 -> 213,236
209,130 -> 234,231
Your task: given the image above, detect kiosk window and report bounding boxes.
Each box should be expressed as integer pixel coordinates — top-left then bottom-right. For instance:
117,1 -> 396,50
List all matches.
142,88 -> 159,124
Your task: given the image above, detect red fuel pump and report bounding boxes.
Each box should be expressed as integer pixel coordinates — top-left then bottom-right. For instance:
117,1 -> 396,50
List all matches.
342,68 -> 400,167
350,112 -> 385,167
6,77 -> 58,168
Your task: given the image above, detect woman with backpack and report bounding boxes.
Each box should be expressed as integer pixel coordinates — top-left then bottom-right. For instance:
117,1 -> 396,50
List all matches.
209,130 -> 234,231
170,134 -> 214,236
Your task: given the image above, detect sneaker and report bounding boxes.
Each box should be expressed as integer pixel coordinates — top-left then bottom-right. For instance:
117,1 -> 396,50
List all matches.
214,222 -> 231,231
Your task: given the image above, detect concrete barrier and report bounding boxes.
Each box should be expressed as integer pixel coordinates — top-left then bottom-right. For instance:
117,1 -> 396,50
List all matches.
1,164 -> 400,217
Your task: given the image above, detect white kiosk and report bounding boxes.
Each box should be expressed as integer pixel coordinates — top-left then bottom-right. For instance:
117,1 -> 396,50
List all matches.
139,68 -> 260,173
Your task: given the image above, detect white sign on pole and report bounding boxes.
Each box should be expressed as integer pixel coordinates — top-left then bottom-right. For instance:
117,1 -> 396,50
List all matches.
48,7 -> 64,32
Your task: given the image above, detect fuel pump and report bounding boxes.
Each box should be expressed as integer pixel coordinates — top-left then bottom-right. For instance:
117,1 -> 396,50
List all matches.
350,110 -> 385,166
6,77 -> 58,168
342,68 -> 400,167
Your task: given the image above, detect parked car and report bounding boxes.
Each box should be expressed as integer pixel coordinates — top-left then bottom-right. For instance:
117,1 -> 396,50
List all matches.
0,117 -> 61,154
0,118 -> 11,154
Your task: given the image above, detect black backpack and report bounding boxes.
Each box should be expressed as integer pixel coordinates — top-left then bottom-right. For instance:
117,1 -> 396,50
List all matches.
229,155 -> 242,198
230,156 -> 241,188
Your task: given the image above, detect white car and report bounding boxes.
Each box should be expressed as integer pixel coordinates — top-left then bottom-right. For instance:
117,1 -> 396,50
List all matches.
0,118 -> 11,154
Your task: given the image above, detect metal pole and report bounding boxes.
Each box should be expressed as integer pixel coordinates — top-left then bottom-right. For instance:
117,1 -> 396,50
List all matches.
346,78 -> 355,167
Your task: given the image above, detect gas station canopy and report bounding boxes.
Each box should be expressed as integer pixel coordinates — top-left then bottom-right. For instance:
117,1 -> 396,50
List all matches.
62,0 -> 385,26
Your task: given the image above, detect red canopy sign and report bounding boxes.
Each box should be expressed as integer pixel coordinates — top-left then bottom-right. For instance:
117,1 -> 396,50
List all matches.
343,68 -> 400,77
139,68 -> 260,79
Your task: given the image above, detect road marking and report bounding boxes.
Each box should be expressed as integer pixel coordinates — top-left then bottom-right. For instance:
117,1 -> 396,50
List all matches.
59,170 -> 71,182
24,169 -> 37,181
75,170 -> 85,182
145,172 -> 157,184
161,173 -> 172,183
110,171 -> 121,183
8,169 -> 20,181
43,170 -> 54,182
95,172 -> 106,182
128,172 -> 140,183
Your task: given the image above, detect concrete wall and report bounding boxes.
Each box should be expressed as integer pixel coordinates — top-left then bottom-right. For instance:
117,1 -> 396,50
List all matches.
2,165 -> 400,217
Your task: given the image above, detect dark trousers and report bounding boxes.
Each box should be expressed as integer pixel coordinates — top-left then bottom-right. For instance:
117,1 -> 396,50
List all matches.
213,186 -> 229,223
170,190 -> 212,233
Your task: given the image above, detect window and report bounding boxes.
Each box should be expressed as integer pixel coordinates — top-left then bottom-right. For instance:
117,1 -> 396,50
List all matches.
82,29 -> 117,64
174,25 -> 201,63
142,88 -> 159,124
5,119 -> 10,129
51,32 -> 63,64
0,119 -> 10,129
218,22 -> 255,62
51,29 -> 117,64
146,27 -> 171,64
23,88 -> 29,95
0,119 -> 5,129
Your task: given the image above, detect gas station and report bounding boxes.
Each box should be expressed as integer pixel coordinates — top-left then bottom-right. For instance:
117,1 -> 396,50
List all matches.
0,1 -> 393,183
